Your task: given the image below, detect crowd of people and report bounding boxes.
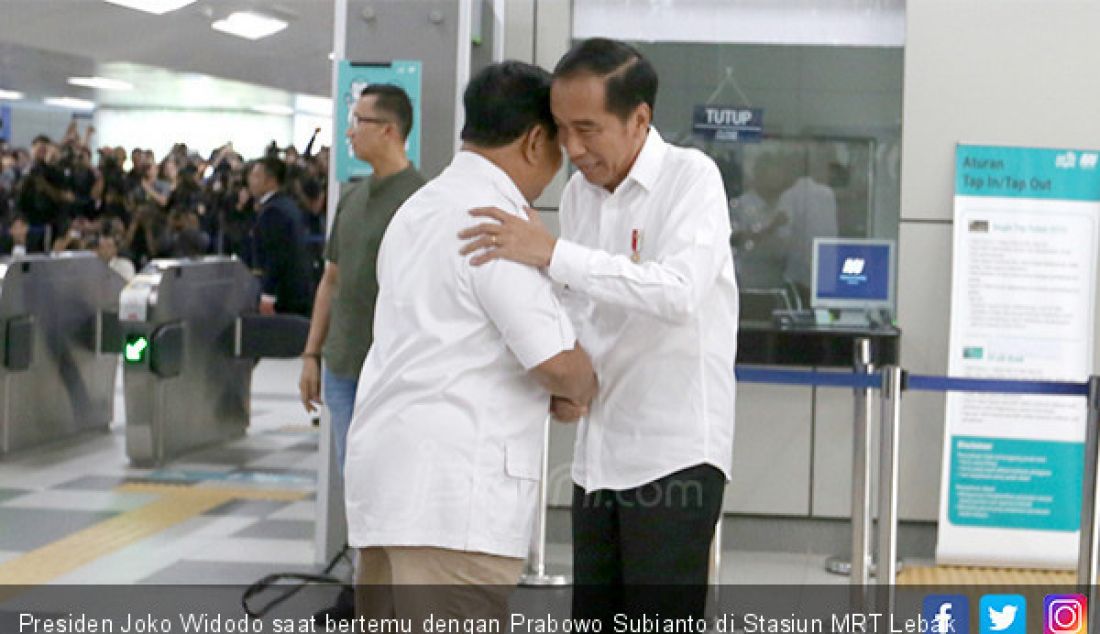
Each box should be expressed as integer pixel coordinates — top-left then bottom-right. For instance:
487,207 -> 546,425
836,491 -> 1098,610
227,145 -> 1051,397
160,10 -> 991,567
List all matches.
0,120 -> 329,296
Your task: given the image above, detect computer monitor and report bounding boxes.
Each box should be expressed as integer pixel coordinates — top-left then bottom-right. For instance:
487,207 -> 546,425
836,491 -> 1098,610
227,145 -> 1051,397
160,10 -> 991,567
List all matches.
811,238 -> 896,312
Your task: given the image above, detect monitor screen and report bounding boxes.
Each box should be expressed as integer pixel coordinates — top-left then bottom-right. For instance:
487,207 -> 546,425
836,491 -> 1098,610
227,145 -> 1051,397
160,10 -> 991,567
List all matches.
811,238 -> 896,310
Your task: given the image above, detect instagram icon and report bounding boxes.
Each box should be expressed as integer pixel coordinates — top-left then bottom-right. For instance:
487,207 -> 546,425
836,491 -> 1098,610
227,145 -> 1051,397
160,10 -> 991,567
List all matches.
1045,594 -> 1087,634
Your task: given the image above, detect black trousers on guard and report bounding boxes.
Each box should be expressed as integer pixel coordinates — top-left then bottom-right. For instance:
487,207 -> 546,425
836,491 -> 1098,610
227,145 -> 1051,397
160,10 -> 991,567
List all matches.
571,464 -> 725,622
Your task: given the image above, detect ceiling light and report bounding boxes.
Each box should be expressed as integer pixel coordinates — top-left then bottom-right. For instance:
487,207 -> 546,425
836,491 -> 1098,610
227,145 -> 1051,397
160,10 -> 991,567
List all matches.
0,89 -> 24,100
102,0 -> 197,15
252,104 -> 294,116
44,97 -> 96,110
68,76 -> 135,91
212,12 -> 288,40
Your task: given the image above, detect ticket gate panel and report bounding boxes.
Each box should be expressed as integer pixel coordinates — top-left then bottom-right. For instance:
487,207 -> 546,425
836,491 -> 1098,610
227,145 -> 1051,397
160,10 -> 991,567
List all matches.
0,254 -> 123,455
122,258 -> 257,466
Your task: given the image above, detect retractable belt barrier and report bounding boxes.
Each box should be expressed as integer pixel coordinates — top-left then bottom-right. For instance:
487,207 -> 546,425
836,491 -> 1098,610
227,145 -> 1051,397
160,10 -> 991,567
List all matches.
736,366 -> 884,390
732,362 -> 1099,602
906,373 -> 1089,396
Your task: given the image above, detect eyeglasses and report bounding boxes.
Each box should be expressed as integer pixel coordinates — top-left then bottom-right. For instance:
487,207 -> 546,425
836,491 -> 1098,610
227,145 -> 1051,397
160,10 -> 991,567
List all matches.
352,114 -> 392,127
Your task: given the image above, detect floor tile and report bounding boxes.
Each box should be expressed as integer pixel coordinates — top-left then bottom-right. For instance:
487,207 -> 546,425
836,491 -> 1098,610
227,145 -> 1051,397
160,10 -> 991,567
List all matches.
0,488 -> 31,503
246,450 -> 317,470
138,559 -> 316,584
183,537 -> 314,566
232,519 -> 314,540
52,475 -> 129,491
182,446 -> 273,467
0,489 -> 158,513
203,499 -> 293,517
267,500 -> 315,522
0,508 -> 118,551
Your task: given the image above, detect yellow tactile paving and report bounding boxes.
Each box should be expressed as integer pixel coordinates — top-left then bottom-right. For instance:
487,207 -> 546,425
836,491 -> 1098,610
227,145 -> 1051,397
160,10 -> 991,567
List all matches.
0,482 -> 307,586
897,564 -> 1075,585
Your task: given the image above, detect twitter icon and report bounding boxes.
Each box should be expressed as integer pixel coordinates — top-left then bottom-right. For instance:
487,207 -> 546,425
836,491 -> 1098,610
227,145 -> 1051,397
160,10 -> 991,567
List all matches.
981,594 -> 1026,634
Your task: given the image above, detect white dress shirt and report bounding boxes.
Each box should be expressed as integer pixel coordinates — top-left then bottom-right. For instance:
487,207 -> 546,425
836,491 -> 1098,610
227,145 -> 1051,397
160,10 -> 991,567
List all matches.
780,176 -> 838,289
344,151 -> 576,559
548,129 -> 739,492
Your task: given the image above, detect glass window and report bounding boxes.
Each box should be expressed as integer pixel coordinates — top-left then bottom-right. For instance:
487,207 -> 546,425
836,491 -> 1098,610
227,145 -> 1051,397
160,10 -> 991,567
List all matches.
626,41 -> 903,322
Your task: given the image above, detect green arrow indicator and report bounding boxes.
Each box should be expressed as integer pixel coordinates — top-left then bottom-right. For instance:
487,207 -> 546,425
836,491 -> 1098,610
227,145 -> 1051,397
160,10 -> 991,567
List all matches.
124,335 -> 149,363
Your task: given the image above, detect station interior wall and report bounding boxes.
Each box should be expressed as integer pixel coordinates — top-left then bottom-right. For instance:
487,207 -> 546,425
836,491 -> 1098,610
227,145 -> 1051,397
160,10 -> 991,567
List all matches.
498,0 -> 1100,525
10,0 -> 1100,529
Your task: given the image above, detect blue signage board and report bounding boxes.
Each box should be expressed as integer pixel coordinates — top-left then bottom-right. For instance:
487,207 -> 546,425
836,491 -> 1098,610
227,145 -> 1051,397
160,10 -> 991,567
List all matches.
692,105 -> 763,143
0,105 -> 10,142
335,60 -> 422,182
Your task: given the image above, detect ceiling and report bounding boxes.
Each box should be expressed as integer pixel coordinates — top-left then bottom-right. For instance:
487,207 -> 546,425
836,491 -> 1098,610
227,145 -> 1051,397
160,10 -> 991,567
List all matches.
0,0 -> 335,99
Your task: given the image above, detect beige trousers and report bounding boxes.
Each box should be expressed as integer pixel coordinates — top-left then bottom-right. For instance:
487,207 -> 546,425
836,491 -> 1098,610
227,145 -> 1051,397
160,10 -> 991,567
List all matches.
355,546 -> 523,628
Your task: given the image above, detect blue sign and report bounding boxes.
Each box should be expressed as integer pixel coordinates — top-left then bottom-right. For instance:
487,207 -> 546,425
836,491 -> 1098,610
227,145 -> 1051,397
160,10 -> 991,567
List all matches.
0,105 -> 10,142
335,60 -> 422,182
949,436 -> 1083,531
956,143 -> 1100,202
979,594 -> 1026,634
923,595 -> 970,634
692,105 -> 763,143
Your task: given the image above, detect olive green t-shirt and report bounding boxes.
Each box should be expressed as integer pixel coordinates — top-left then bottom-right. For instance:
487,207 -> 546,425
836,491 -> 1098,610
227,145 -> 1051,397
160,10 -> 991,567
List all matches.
323,165 -> 426,377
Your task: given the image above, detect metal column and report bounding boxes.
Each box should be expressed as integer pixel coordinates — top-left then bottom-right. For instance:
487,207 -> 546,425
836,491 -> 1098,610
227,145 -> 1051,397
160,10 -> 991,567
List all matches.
519,416 -> 569,586
876,365 -> 903,619
826,338 -> 875,586
1076,375 -> 1100,600
851,338 -> 875,586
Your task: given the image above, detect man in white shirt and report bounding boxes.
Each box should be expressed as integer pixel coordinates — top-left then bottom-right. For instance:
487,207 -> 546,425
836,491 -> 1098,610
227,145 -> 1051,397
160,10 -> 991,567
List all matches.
345,61 -> 597,618
459,38 -> 738,619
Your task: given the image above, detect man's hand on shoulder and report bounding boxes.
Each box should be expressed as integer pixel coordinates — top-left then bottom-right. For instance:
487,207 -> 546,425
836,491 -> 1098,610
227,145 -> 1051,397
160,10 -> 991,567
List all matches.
458,206 -> 556,268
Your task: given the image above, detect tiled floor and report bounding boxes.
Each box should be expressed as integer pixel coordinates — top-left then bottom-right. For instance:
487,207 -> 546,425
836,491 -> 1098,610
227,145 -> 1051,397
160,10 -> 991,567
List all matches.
0,359 -> 854,588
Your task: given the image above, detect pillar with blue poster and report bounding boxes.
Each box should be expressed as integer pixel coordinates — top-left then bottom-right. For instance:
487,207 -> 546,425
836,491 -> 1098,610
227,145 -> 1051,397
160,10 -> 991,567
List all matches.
334,60 -> 422,182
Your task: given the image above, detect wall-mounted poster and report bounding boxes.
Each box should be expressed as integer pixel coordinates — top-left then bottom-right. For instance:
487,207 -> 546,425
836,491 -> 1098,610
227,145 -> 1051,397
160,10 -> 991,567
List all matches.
335,60 -> 421,182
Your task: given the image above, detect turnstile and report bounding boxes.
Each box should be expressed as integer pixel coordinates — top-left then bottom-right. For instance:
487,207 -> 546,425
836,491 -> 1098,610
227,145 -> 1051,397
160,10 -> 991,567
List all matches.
0,253 -> 123,456
120,257 -> 308,466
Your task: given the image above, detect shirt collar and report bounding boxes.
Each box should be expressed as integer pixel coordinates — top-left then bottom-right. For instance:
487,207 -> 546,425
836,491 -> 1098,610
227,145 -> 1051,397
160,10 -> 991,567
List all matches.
258,190 -> 277,206
450,150 -> 528,209
624,127 -> 667,193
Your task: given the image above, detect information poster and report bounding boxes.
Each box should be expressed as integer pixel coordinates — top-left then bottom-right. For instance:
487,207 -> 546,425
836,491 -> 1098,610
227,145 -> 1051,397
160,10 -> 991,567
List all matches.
938,144 -> 1100,568
335,60 -> 421,182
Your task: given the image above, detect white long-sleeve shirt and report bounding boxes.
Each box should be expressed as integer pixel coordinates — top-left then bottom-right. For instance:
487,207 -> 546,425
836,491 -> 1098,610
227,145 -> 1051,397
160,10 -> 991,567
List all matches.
548,129 -> 739,492
345,151 -> 576,558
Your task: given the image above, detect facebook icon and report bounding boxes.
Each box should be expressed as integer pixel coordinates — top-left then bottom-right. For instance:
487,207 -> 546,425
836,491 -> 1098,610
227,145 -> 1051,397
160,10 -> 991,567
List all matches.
923,595 -> 971,634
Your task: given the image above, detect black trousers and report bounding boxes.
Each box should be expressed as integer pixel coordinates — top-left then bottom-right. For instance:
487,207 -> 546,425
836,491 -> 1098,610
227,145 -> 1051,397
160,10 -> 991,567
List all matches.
571,464 -> 725,621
